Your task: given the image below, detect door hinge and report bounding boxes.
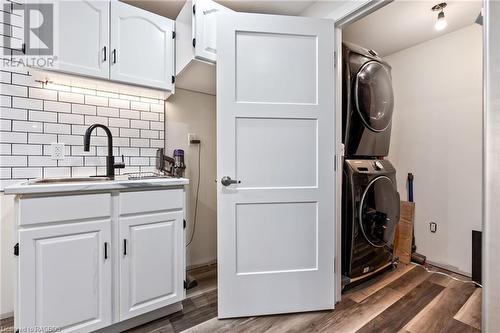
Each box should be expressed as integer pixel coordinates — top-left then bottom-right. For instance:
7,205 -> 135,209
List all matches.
183,219 -> 186,229
184,280 -> 188,289
14,243 -> 19,256
192,38 -> 196,48
193,4 -> 196,14
172,31 -> 176,39
171,76 -> 175,84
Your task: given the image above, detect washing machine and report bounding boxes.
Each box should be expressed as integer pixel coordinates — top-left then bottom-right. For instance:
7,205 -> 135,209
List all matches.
342,42 -> 394,158
342,159 -> 400,283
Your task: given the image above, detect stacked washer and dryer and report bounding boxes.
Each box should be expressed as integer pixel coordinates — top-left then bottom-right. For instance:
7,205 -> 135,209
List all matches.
341,42 -> 401,286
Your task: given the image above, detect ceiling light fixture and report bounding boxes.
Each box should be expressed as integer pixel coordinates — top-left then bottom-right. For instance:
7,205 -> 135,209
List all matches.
432,2 -> 448,31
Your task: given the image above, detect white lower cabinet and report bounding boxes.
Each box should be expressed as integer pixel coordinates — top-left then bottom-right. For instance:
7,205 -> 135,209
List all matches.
119,211 -> 184,320
14,188 -> 186,333
18,220 -> 112,332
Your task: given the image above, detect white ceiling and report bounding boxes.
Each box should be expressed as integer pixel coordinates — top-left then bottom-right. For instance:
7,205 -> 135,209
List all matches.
343,0 -> 482,57
122,0 -> 317,20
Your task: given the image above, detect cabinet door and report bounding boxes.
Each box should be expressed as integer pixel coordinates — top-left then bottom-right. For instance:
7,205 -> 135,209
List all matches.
194,0 -> 233,62
119,211 -> 184,320
53,0 -> 109,78
18,220 -> 112,332
110,1 -> 174,90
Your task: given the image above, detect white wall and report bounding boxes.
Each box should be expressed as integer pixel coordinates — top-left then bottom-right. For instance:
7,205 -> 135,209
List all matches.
165,89 -> 217,268
386,24 -> 483,275
301,0 -> 371,20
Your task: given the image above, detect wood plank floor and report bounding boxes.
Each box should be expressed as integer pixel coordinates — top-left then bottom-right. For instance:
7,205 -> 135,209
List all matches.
0,263 -> 481,333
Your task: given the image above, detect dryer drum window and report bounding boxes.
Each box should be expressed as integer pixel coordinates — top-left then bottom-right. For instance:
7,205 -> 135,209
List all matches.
354,61 -> 394,133
358,175 -> 400,248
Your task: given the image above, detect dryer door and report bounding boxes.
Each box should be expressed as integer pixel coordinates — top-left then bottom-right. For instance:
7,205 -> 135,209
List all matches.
354,61 -> 394,132
359,176 -> 400,248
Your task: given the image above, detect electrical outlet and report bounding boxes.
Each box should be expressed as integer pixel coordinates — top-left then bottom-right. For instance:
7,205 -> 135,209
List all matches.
51,142 -> 65,160
188,133 -> 196,146
429,221 -> 437,233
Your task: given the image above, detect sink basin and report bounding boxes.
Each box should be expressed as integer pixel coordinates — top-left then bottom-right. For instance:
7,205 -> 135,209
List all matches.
28,177 -> 112,185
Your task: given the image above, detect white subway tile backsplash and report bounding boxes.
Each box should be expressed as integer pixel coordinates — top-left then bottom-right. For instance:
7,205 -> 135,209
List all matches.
28,133 -> 57,144
0,144 -> 11,155
141,111 -> 158,121
13,97 -> 43,110
0,119 -> 11,131
0,168 -> 11,178
1,108 -> 27,120
109,117 -> 129,128
59,113 -> 84,124
29,110 -> 57,123
120,128 -> 140,138
1,131 -> 27,143
44,122 -> 71,134
120,109 -> 140,119
85,115 -> 108,126
140,129 -> 158,139
72,104 -> 96,115
28,156 -> 57,167
130,120 -> 149,129
131,138 -> 148,147
59,91 -> 84,104
29,87 -> 58,101
12,120 -> 43,133
43,167 -> 71,178
109,98 -> 130,109
44,100 -> 71,113
1,68 -> 164,186
1,83 -> 27,97
12,144 -> 42,156
72,166 -> 97,177
58,156 -> 84,167
12,167 -> 42,179
97,107 -> 119,118
85,95 -> 108,106
130,101 -> 149,111
0,155 -> 27,166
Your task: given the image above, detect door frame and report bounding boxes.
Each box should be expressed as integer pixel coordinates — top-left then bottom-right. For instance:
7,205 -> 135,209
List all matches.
335,1 -> 496,331
332,0 -> 393,302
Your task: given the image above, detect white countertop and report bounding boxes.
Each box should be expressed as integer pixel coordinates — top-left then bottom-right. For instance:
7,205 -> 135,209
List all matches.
4,177 -> 189,195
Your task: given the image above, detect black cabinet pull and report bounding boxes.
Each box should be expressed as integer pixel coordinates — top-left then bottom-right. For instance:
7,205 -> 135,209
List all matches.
123,239 -> 127,255
104,242 -> 108,259
112,49 -> 117,63
103,46 -> 107,61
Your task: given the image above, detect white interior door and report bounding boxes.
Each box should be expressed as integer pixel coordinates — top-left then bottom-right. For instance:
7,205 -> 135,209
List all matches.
217,12 -> 335,318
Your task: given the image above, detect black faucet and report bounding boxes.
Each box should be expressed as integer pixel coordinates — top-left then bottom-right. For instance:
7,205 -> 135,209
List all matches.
83,124 -> 124,178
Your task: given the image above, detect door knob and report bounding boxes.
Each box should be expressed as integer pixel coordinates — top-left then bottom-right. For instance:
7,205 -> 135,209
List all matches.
221,176 -> 241,187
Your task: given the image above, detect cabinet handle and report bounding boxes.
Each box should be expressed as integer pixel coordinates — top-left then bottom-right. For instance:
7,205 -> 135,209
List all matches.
104,242 -> 108,259
103,46 -> 107,62
112,49 -> 117,64
123,239 -> 127,255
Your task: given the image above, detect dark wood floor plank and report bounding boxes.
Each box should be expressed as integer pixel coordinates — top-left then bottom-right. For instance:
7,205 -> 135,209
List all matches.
355,280 -> 444,333
345,264 -> 415,303
441,318 -> 481,333
403,280 -> 476,333
386,265 -> 431,294
454,288 -> 482,330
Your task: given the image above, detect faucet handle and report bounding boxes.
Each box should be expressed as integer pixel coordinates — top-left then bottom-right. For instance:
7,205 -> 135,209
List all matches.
114,155 -> 125,169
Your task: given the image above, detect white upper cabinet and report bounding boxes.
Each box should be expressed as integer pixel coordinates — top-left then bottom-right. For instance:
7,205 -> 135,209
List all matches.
110,1 -> 174,91
175,0 -> 233,95
194,0 -> 232,62
54,0 -> 110,79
